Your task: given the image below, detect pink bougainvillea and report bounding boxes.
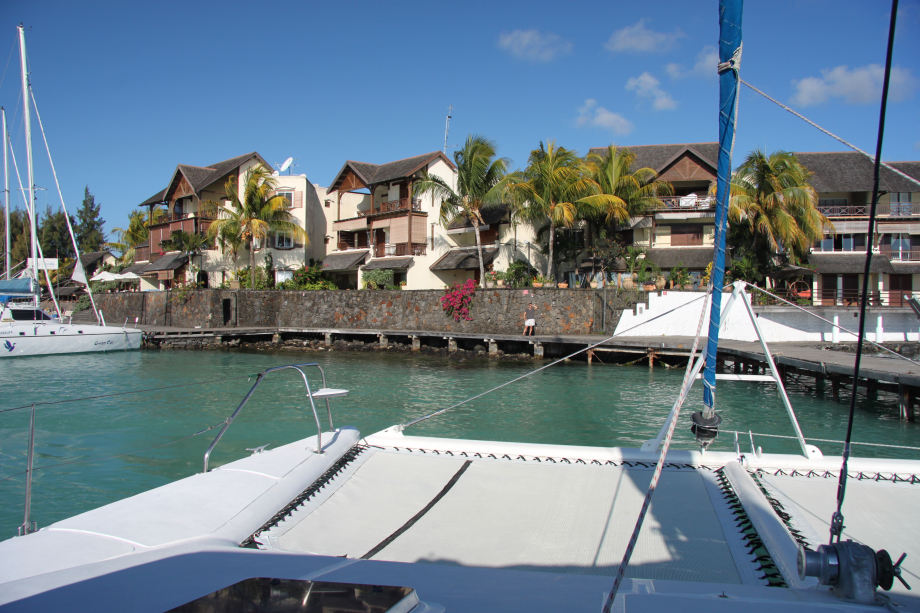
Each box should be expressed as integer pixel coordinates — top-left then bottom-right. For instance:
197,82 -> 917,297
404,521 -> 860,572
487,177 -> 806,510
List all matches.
440,279 -> 477,321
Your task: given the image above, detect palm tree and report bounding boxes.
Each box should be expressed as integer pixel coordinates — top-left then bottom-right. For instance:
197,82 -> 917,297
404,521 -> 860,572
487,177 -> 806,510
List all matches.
585,144 -> 673,217
507,141 -> 630,279
724,149 -> 831,265
204,166 -> 307,289
107,207 -> 165,262
160,229 -> 212,285
414,135 -> 511,284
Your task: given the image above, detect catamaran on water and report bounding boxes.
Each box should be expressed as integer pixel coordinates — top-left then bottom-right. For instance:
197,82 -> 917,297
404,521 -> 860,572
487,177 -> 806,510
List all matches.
1,1 -> 917,611
0,25 -> 141,358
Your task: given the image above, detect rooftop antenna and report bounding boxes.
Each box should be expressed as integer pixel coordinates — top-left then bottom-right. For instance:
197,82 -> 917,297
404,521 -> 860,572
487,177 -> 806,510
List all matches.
274,157 -> 293,176
443,105 -> 452,154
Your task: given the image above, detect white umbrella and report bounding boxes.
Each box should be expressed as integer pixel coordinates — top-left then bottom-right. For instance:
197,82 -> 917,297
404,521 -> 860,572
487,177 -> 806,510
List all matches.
90,271 -> 118,282
113,272 -> 140,280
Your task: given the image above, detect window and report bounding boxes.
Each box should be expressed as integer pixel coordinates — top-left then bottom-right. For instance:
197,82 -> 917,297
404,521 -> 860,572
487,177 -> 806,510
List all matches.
253,236 -> 262,250
670,224 -> 703,246
835,233 -> 866,252
277,192 -> 294,209
275,231 -> 294,249
275,270 -> 294,284
819,237 -> 834,252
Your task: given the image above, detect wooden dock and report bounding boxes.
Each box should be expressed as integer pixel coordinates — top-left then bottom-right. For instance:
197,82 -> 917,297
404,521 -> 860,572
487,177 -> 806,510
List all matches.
140,325 -> 919,421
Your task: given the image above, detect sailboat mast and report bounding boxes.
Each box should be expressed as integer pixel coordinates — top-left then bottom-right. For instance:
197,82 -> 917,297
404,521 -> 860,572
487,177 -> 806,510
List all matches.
18,24 -> 37,284
2,107 -> 8,280
701,1 -> 743,421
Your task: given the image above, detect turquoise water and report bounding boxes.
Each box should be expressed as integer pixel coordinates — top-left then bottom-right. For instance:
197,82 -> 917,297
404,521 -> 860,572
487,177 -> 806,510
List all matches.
1,348 -> 918,538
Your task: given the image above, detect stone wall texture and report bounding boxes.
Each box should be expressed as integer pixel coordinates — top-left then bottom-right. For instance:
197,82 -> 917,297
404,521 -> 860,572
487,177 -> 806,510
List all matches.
79,289 -> 643,335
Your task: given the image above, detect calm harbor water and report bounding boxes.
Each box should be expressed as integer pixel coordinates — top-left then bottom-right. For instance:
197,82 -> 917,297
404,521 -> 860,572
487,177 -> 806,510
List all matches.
1,348 -> 918,538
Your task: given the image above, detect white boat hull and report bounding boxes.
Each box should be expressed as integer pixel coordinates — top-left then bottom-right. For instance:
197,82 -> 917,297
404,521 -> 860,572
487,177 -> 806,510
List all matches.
0,322 -> 142,357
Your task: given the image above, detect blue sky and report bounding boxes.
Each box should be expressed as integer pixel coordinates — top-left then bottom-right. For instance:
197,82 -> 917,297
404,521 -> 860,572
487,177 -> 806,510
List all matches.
2,0 -> 919,236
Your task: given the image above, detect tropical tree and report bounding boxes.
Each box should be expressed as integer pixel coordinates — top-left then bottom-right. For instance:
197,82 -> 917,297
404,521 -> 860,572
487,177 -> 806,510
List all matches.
204,166 -> 307,289
507,141 -> 631,279
585,144 -> 673,218
75,186 -> 106,253
107,207 -> 165,262
414,135 -> 511,283
722,149 -> 831,268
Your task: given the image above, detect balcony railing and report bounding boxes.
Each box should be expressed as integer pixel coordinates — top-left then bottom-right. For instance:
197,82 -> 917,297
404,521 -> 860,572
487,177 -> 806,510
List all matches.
373,242 -> 427,257
816,289 -> 912,307
652,196 -> 715,211
879,247 -> 920,261
817,204 -> 867,216
358,198 -> 422,217
818,203 -> 917,217
755,288 -> 914,308
879,202 -> 916,216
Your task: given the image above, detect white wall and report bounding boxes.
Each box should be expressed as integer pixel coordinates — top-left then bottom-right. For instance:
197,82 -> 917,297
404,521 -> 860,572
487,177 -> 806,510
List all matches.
614,290 -> 920,342
201,170 -> 321,284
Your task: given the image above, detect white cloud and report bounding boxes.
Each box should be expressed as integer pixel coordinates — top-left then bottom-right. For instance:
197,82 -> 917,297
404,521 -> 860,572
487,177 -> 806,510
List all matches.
576,99 -> 634,135
625,72 -> 678,111
791,64 -> 918,107
497,29 -> 572,62
666,45 -> 719,79
605,19 -> 684,53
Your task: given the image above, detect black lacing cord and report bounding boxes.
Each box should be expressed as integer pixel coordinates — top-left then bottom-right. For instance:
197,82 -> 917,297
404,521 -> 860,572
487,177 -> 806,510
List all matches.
830,0 -> 899,544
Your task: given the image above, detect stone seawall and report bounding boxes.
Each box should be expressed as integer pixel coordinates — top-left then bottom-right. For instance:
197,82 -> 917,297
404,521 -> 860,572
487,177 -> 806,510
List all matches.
79,288 -> 641,335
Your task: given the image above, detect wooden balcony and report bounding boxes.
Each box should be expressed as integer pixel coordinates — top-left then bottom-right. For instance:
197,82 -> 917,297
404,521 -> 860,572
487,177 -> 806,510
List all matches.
358,198 -> 422,217
373,243 -> 427,257
651,196 -> 715,211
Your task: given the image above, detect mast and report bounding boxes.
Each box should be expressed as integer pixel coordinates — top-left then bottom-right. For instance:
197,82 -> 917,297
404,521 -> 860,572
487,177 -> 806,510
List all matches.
696,0 -> 743,439
18,24 -> 37,287
2,107 -> 8,280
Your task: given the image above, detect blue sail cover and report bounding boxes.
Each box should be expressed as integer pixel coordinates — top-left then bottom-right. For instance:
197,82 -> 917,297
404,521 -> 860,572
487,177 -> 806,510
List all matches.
703,0 -> 743,412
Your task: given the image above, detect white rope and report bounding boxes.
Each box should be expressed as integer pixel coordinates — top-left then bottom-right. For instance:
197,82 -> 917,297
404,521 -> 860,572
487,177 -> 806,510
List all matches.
30,86 -> 101,323
602,288 -> 712,612
741,79 -> 920,189
6,137 -> 62,318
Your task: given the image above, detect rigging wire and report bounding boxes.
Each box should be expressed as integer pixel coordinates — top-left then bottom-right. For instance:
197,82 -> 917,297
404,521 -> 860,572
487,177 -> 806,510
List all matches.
739,78 -> 920,189
0,374 -> 257,414
745,284 -> 920,368
830,0 -> 900,546
724,430 -> 920,452
603,289 -> 713,612
0,39 -> 16,95
402,290 -> 714,429
0,419 -> 226,484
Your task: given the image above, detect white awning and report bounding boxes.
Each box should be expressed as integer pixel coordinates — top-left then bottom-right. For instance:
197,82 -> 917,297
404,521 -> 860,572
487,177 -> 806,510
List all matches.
446,224 -> 490,235
832,220 -> 870,233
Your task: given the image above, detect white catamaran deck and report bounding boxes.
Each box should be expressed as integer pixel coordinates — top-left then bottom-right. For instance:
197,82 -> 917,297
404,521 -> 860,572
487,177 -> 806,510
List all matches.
259,446 -> 760,585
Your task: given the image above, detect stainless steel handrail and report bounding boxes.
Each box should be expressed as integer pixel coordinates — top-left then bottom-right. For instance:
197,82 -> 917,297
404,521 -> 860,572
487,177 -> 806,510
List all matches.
202,363 -> 334,473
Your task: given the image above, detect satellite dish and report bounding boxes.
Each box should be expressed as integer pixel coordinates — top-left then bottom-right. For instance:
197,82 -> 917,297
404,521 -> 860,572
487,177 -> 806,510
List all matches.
279,157 -> 293,174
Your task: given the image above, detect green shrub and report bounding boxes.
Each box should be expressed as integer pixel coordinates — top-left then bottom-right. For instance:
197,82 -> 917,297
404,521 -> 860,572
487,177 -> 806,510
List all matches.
362,268 -> 394,290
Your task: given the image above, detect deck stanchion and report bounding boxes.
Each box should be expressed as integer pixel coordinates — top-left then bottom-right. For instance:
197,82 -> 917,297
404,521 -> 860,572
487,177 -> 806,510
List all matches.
18,404 -> 37,536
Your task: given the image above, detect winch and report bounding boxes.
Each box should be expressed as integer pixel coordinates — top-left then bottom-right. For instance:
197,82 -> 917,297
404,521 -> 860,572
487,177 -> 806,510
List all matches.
798,541 -> 910,604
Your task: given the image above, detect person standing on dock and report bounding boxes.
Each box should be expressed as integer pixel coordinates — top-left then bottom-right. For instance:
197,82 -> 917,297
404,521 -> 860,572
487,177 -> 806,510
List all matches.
523,303 -> 536,336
